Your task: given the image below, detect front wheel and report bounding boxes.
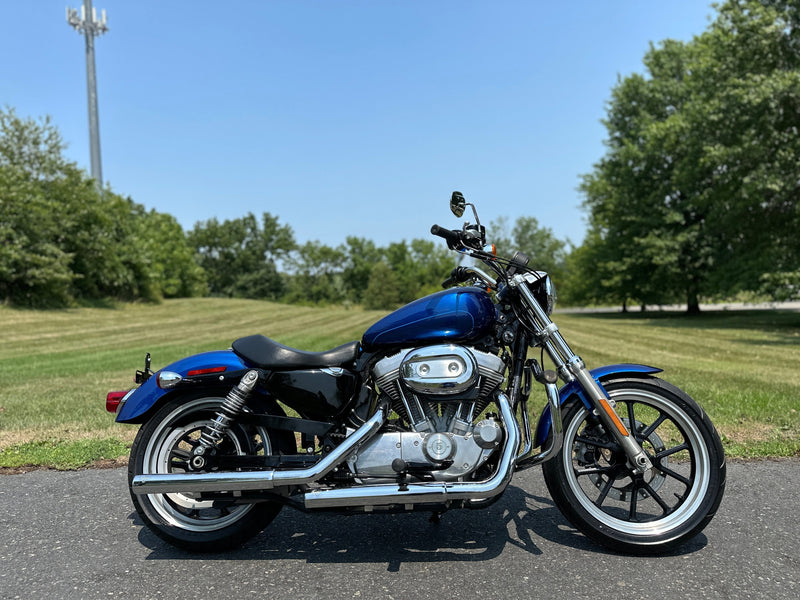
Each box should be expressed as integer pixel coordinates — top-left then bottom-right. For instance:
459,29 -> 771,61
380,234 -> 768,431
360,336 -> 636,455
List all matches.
542,377 -> 726,554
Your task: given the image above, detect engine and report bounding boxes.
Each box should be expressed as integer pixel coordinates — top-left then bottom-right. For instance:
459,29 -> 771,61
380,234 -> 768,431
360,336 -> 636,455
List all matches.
349,345 -> 507,482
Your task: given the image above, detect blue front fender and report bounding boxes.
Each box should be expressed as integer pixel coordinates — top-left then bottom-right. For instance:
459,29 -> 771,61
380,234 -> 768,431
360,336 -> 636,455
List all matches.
115,350 -> 248,423
533,363 -> 662,447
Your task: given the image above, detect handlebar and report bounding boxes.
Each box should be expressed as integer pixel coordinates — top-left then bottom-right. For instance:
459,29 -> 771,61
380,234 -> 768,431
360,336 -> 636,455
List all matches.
430,224 -> 463,249
441,265 -> 497,289
441,266 -> 469,288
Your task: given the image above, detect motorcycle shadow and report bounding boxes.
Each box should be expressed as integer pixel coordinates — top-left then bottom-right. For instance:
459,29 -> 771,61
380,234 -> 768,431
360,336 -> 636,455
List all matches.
132,484 -> 706,566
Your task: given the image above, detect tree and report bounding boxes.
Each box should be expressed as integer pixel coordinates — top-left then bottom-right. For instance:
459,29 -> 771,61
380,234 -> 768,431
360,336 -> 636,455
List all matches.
283,240 -> 346,305
130,206 -> 207,298
189,212 -> 294,300
577,0 -> 800,311
407,238 -> 457,297
341,236 -> 382,303
381,239 -> 456,304
0,164 -> 73,305
0,108 -> 67,180
488,215 -> 568,282
693,0 -> 800,300
339,237 -> 455,307
511,217 -> 568,282
1,107 -> 207,306
363,261 -> 403,310
0,109 -> 75,305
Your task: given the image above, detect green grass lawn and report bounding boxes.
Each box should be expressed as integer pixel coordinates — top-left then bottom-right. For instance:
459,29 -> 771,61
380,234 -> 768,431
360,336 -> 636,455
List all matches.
0,298 -> 797,469
555,309 -> 800,457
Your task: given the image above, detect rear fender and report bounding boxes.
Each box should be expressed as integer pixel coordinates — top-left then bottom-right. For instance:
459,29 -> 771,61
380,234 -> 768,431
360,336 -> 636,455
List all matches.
115,350 -> 248,423
533,363 -> 662,447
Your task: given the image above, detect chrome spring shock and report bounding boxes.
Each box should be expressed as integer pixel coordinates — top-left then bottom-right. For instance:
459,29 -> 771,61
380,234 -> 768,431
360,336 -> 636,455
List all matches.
191,370 -> 260,468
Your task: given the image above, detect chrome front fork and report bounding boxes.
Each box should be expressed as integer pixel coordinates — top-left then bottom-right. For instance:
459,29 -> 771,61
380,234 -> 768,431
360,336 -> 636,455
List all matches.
566,358 -> 653,473
510,274 -> 653,475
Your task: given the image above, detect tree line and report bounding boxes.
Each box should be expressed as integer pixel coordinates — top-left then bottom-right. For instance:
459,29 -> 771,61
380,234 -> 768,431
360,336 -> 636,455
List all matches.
187,212 -> 459,308
0,107 -> 565,310
1,0 -> 797,312
0,105 -> 465,309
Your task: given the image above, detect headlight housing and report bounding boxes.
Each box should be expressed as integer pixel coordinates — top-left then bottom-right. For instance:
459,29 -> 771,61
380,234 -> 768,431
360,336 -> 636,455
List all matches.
542,274 -> 557,315
528,272 -> 557,315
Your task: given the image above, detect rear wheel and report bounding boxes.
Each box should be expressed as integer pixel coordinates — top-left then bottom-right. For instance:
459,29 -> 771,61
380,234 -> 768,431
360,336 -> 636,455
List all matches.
542,377 -> 726,554
129,394 -> 285,552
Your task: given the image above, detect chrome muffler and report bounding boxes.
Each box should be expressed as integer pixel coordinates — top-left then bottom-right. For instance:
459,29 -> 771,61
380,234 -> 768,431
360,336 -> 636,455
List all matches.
303,392 -> 520,510
130,406 -> 386,495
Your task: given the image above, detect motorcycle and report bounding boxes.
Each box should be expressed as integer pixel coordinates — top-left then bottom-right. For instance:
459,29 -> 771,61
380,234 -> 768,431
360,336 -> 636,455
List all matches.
106,192 -> 726,554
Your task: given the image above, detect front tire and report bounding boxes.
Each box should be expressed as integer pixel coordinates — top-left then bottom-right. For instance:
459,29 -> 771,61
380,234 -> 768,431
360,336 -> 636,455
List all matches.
129,394 -> 285,552
542,377 -> 726,554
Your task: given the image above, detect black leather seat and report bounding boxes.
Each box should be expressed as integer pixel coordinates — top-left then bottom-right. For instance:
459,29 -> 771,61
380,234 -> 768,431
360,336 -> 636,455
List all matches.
231,334 -> 360,370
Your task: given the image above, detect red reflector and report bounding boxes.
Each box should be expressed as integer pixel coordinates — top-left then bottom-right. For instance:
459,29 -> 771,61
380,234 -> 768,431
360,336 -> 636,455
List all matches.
186,366 -> 228,377
106,391 -> 127,413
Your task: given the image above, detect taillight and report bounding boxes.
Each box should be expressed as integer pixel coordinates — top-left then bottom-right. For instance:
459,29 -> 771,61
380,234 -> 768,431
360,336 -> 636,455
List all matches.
106,390 -> 128,413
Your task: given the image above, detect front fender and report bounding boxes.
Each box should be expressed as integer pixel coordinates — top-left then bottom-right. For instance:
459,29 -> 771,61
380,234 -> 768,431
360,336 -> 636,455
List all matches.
533,363 -> 662,447
115,350 -> 248,423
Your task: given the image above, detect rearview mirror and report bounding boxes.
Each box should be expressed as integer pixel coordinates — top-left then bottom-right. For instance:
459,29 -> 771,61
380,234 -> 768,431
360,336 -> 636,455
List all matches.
450,191 -> 466,218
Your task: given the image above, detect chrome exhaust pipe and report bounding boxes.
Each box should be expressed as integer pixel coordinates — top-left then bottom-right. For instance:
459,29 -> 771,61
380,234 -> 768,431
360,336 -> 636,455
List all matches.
130,406 -> 386,495
303,392 -> 520,510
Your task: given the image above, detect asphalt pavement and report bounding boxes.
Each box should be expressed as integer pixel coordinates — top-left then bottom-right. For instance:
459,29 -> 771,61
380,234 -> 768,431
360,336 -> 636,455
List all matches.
0,459 -> 797,600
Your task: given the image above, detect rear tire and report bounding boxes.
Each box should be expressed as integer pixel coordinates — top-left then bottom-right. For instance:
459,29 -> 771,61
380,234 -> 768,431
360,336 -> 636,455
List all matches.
129,394 -> 285,552
542,377 -> 726,554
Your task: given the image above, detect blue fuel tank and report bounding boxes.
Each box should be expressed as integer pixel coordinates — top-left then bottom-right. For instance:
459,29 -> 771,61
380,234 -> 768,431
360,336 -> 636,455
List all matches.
362,287 -> 496,350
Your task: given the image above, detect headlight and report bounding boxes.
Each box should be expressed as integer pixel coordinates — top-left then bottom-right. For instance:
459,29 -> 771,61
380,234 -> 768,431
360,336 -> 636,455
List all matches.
543,275 -> 557,315
525,272 -> 557,315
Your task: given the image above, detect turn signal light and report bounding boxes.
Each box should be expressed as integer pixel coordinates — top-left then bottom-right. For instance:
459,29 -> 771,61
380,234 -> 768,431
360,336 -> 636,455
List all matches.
157,371 -> 182,389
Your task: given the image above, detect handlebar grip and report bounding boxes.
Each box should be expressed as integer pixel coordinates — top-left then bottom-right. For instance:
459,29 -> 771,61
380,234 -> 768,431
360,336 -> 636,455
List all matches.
430,224 -> 462,247
441,266 -> 469,288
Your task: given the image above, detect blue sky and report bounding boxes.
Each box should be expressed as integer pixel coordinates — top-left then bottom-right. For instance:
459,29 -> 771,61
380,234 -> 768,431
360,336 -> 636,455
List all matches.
3,1 -> 716,249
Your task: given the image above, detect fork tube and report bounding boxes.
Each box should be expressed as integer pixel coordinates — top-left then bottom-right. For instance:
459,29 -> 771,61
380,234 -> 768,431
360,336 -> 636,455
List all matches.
510,276 -> 576,369
566,358 -> 653,473
511,275 -> 653,474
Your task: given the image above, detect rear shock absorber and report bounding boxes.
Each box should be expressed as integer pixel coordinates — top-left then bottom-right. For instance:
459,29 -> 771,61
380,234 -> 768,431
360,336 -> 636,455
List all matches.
190,370 -> 260,469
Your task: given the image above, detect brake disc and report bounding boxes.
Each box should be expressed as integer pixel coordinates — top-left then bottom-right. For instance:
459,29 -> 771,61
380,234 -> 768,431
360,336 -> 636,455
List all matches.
575,419 -> 667,501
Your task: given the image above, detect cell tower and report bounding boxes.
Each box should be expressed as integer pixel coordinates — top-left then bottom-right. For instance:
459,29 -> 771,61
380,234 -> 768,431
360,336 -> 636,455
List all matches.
66,0 -> 108,190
